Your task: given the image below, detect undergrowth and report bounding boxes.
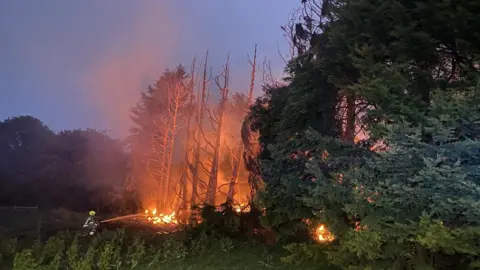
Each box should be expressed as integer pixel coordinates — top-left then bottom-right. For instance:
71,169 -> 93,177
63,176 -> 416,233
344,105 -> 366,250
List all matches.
0,228 -> 328,270
0,204 -> 335,269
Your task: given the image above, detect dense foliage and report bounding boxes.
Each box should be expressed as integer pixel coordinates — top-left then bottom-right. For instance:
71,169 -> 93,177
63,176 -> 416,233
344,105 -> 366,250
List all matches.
248,0 -> 480,269
329,86 -> 480,269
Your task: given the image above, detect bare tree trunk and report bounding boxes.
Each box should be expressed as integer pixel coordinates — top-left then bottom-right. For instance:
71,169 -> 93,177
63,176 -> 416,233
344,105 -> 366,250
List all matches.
191,50 -> 210,205
180,57 -> 197,211
227,45 -> 257,202
226,144 -> 241,202
147,74 -> 188,212
149,117 -> 169,211
161,120 -> 171,211
205,56 -> 230,206
164,83 -> 185,211
246,45 -> 257,105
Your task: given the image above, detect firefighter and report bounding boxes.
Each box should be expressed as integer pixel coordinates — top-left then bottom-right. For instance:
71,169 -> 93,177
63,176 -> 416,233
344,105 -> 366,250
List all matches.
83,210 -> 99,235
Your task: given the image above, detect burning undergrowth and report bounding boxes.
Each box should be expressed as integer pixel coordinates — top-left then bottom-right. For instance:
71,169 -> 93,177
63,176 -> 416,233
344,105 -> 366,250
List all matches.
100,201 -> 335,247
144,209 -> 177,225
144,205 -> 333,245
141,202 -> 251,226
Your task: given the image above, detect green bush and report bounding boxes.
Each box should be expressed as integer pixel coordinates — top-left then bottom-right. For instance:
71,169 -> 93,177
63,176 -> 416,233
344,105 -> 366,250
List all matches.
2,224 -> 327,269
125,236 -> 145,269
13,249 -> 38,270
0,238 -> 18,264
38,234 -> 65,265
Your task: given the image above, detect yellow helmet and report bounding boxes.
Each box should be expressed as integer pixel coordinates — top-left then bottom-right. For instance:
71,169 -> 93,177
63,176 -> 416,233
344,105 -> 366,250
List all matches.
89,211 -> 96,216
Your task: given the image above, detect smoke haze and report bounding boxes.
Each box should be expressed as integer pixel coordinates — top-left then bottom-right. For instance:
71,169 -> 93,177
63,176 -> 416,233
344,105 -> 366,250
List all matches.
0,0 -> 297,138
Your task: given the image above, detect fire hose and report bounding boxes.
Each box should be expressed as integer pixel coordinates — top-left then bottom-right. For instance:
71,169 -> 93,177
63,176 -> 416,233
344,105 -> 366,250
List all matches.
99,213 -> 143,223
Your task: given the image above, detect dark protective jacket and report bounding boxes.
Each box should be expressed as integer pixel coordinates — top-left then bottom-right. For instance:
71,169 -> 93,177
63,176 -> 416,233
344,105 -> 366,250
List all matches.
83,216 -> 99,229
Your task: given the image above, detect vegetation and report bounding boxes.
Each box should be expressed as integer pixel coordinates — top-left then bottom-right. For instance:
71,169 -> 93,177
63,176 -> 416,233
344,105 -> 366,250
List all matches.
1,0 -> 480,269
0,117 -> 131,212
247,0 -> 480,269
0,228 -> 326,270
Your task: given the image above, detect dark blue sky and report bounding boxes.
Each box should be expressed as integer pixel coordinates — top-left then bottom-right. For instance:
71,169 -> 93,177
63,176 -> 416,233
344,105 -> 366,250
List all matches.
0,0 -> 297,138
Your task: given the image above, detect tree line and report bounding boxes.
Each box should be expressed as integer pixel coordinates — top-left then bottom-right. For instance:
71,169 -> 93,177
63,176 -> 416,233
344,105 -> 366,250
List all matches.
0,116 -> 133,212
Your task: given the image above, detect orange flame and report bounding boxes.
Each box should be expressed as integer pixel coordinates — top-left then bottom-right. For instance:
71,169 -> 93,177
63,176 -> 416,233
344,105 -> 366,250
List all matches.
233,203 -> 250,213
144,209 -> 178,225
313,224 -> 335,243
303,219 -> 335,243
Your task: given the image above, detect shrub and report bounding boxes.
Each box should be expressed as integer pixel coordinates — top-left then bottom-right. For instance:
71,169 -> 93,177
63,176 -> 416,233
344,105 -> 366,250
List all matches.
125,236 -> 145,269
38,234 -> 65,266
194,203 -> 241,236
0,238 -> 18,264
281,243 -> 332,267
13,249 -> 38,270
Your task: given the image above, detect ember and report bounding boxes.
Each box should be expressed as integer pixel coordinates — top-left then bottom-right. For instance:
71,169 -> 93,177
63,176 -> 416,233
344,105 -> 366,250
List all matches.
213,203 -> 250,213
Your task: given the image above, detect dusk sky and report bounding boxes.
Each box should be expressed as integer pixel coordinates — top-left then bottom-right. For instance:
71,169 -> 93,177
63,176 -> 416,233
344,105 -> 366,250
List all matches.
0,1 -> 298,138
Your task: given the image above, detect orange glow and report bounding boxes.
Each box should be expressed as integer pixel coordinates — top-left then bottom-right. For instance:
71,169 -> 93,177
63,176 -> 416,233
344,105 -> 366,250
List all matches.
143,203 -> 251,227
303,219 -> 335,243
144,209 -> 178,225
313,224 -> 335,243
233,203 -> 250,213
83,2 -> 180,138
132,108 -> 252,213
354,221 -> 367,231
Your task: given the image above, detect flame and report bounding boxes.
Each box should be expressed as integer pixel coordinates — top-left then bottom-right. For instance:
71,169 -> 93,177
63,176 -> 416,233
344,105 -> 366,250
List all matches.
144,209 -> 178,225
213,203 -> 251,213
303,219 -> 335,243
233,203 -> 250,213
313,224 -> 335,243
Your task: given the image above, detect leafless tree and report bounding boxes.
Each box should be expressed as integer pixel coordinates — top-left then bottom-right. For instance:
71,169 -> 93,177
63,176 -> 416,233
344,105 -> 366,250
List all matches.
145,72 -> 188,212
226,45 -> 257,202
191,50 -> 211,205
280,0 -> 334,57
164,82 -> 188,207
178,56 -> 198,212
146,113 -> 169,211
204,55 -> 230,205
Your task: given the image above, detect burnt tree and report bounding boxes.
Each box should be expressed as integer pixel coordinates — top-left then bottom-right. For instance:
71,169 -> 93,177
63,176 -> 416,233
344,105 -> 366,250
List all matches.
204,56 -> 230,205
226,45 -> 257,203
191,51 -> 210,205
179,57 -> 197,212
